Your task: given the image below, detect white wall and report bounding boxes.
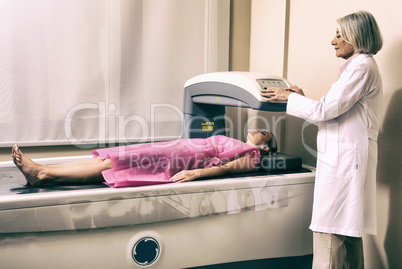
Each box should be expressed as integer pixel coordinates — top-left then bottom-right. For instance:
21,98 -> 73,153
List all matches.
250,0 -> 402,268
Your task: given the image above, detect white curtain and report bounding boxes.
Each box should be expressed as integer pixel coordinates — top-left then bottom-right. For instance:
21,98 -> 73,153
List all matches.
0,0 -> 229,148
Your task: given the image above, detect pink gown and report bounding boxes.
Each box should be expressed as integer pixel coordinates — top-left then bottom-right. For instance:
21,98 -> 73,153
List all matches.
92,135 -> 261,188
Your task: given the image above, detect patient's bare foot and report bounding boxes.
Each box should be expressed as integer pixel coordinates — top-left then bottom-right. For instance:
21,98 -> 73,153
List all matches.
12,145 -> 46,186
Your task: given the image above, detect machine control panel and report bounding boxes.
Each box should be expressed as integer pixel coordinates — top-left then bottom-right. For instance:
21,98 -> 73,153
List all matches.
256,79 -> 289,90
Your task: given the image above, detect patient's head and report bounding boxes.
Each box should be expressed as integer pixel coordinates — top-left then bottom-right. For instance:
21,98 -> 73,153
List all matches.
246,130 -> 277,154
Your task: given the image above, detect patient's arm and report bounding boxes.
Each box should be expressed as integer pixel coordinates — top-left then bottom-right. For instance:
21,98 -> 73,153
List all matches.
169,156 -> 256,183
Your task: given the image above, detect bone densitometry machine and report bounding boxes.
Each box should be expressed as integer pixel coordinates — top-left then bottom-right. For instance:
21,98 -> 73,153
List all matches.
0,72 -> 315,269
183,71 -> 290,138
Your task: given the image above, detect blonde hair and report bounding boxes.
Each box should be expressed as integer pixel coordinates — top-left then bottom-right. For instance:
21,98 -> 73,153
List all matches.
337,11 -> 383,55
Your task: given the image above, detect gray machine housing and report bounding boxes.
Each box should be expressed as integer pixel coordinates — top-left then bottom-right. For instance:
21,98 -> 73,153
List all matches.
183,72 -> 290,139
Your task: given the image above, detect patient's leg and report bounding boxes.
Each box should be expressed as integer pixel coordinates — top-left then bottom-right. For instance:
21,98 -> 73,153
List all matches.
45,156 -> 104,168
12,145 -> 112,186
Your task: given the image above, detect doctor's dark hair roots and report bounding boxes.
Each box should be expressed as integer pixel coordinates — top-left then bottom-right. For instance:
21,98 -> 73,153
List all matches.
337,10 -> 383,55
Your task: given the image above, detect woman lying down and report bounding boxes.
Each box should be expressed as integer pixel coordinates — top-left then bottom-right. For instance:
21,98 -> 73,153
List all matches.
12,131 -> 274,188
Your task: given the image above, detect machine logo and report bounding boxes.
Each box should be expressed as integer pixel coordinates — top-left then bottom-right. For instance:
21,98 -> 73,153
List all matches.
201,122 -> 214,132
132,237 -> 161,266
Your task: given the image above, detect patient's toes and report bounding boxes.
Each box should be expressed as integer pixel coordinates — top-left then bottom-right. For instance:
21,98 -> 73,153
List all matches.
10,145 -> 44,186
12,145 -> 23,165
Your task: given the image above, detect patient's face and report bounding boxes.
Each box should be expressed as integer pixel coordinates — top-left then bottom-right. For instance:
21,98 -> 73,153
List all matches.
247,130 -> 272,146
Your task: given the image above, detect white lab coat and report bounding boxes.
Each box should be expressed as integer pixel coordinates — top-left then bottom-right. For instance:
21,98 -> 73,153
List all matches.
287,53 -> 382,237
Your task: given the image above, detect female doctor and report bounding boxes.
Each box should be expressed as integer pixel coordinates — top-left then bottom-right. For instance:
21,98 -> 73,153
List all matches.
261,11 -> 383,269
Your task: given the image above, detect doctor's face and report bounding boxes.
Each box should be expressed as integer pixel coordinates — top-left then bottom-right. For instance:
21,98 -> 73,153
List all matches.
331,28 -> 355,60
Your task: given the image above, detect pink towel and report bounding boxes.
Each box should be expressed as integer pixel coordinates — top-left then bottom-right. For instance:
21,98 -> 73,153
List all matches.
92,135 -> 260,188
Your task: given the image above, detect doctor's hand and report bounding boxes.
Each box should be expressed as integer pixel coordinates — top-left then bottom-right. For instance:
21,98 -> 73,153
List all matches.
261,85 -> 304,102
169,170 -> 200,183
